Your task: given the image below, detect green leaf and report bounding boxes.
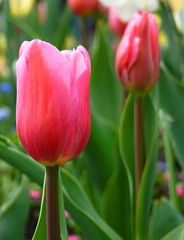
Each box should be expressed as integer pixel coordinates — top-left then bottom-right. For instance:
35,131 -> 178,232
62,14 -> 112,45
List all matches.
149,198 -> 184,240
101,150 -> 132,240
0,176 -> 30,240
84,110 -> 118,192
53,6 -> 72,49
32,175 -> 47,240
43,0 -> 61,41
119,94 -> 134,203
136,95 -> 158,240
161,223 -> 184,240
0,136 -> 44,186
158,63 -> 184,169
90,21 -> 122,126
159,1 -> 184,78
59,174 -> 68,240
61,168 -> 123,240
0,136 -> 123,240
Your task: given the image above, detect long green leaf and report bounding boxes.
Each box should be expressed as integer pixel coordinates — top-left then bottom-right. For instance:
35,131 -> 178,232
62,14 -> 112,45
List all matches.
158,63 -> 184,169
32,175 -> 47,240
101,149 -> 132,240
90,22 -> 122,126
84,110 -> 118,192
136,95 -> 158,240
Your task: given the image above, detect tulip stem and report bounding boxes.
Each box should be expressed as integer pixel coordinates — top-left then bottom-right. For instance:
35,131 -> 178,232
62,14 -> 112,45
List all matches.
46,165 -> 61,240
134,96 -> 145,202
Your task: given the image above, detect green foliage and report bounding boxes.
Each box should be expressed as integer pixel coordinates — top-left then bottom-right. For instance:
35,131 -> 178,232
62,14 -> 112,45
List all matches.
0,137 -> 122,240
149,198 -> 184,240
0,176 -> 30,240
0,1 -> 184,239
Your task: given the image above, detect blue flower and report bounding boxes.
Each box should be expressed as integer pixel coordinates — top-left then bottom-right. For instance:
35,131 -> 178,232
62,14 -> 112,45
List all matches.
157,161 -> 167,171
0,82 -> 12,94
0,107 -> 11,121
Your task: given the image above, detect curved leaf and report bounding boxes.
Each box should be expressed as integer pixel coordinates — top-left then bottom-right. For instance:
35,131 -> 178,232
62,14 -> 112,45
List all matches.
136,95 -> 158,240
161,223 -> 184,240
0,136 -> 123,240
149,198 -> 183,240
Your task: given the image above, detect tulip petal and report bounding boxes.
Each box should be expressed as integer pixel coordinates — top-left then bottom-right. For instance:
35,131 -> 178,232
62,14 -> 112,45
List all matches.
58,46 -> 91,164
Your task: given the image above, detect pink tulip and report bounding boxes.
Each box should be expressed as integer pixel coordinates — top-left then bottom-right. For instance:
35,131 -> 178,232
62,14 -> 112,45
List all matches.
16,40 -> 91,166
67,0 -> 98,15
108,7 -> 127,36
115,11 -> 160,94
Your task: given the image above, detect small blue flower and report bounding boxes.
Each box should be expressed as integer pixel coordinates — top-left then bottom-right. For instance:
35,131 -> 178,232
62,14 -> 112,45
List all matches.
0,107 -> 11,121
157,161 -> 167,171
0,82 -> 12,94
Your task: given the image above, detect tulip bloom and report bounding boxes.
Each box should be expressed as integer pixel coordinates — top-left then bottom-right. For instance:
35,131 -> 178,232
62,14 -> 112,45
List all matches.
16,40 -> 91,166
67,0 -> 98,15
108,7 -> 127,36
115,11 -> 160,94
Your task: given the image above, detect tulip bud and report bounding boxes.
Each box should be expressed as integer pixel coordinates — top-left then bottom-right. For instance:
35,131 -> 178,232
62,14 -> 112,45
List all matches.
67,0 -> 98,15
16,40 -> 91,166
115,11 -> 160,94
108,7 -> 127,36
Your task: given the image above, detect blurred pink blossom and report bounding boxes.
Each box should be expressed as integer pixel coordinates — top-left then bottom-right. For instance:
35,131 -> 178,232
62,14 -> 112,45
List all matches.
65,210 -> 70,219
176,185 -> 184,197
29,190 -> 42,200
163,172 -> 170,182
68,235 -> 79,240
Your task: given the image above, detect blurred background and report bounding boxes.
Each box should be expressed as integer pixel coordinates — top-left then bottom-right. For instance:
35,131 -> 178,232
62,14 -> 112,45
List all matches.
0,0 -> 184,240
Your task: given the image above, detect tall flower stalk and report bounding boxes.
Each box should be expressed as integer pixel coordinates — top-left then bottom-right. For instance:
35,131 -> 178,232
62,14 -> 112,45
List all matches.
115,11 -> 160,239
16,40 -> 91,239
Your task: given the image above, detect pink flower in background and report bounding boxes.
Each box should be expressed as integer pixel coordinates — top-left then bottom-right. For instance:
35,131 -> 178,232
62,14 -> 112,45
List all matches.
67,0 -> 98,15
68,235 -> 80,240
16,40 -> 91,166
176,185 -> 184,197
163,172 -> 170,182
65,210 -> 70,219
115,11 -> 160,94
29,190 -> 42,200
108,7 -> 127,36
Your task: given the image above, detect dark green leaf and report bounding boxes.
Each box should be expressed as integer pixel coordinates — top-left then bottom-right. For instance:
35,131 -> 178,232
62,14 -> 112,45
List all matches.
158,63 -> 184,169
161,223 -> 184,240
149,198 -> 184,240
0,176 -> 30,240
101,150 -> 132,240
90,21 -> 122,126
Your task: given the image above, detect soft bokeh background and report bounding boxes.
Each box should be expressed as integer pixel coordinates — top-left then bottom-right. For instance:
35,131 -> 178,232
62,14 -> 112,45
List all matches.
0,0 -> 184,240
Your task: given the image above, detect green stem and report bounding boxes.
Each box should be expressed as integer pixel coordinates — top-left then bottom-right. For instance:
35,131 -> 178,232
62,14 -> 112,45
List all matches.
134,96 -> 146,202
46,165 -> 61,240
